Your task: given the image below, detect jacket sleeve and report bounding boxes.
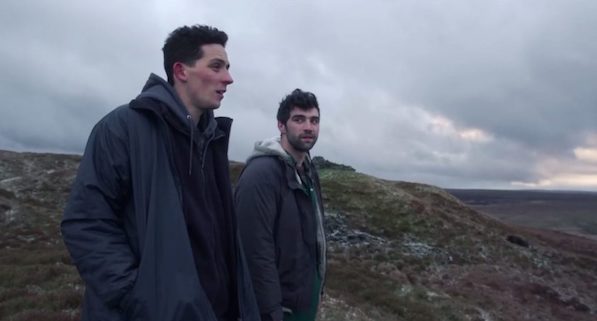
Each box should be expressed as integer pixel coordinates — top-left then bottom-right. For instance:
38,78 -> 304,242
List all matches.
61,111 -> 138,308
235,158 -> 284,321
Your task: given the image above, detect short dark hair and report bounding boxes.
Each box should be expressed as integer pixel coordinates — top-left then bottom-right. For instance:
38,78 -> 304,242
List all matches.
277,89 -> 320,124
162,25 -> 228,85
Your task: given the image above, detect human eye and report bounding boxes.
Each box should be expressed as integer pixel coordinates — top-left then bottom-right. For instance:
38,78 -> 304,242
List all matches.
311,117 -> 320,125
210,59 -> 228,71
210,62 -> 223,71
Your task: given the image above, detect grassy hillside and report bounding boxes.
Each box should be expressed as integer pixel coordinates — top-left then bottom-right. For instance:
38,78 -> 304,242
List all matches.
0,151 -> 81,321
317,169 -> 597,320
1,151 -> 596,321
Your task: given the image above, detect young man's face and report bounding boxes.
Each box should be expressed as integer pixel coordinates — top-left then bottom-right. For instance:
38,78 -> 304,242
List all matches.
178,43 -> 233,111
279,107 -> 320,153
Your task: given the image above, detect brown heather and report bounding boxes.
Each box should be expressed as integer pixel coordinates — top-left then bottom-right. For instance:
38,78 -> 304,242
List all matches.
1,150 -> 596,321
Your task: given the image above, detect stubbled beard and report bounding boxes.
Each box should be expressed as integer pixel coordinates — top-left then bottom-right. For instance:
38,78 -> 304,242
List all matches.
288,134 -> 318,152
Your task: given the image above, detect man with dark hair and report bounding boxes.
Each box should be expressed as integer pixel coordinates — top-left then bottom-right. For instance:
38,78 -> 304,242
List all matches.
62,24 -> 259,321
235,89 -> 327,321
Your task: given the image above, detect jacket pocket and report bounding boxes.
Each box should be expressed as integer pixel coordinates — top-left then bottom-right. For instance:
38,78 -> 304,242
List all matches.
119,271 -> 142,318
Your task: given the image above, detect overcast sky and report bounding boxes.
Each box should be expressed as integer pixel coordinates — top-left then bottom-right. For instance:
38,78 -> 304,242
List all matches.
1,0 -> 597,191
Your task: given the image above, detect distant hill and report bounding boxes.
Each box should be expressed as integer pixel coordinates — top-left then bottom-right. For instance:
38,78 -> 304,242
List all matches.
1,150 -> 596,321
448,189 -> 597,239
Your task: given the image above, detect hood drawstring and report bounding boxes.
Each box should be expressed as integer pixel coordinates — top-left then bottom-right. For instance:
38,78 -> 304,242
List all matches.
201,139 -> 209,170
188,114 -> 220,174
200,131 -> 221,170
187,114 -> 194,175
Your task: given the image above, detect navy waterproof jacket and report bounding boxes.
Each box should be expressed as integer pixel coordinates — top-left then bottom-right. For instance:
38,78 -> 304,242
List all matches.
61,74 -> 260,321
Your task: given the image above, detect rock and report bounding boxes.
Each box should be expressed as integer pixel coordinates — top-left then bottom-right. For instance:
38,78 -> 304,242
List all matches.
507,235 -> 529,247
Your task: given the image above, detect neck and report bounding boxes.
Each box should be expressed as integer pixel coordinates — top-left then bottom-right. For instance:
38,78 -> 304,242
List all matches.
174,83 -> 202,125
281,138 -> 307,168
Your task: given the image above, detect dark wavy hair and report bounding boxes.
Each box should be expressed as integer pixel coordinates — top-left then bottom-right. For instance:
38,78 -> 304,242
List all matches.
162,25 -> 228,85
277,89 -> 320,124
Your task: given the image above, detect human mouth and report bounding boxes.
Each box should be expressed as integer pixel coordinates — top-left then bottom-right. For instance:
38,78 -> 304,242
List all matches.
216,89 -> 226,99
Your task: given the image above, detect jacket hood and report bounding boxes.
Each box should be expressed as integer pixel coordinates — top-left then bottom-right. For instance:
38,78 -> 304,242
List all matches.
134,73 -> 221,175
136,73 -> 217,138
247,137 -> 295,166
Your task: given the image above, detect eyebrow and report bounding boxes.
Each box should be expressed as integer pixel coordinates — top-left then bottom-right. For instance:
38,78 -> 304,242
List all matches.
291,112 -> 319,117
291,115 -> 319,120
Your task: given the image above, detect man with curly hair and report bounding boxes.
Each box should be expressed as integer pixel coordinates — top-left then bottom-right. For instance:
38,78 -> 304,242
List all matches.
236,89 -> 327,321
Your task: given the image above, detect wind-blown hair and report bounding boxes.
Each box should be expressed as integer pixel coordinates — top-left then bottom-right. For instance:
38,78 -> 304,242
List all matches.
277,89 -> 320,124
162,25 -> 228,85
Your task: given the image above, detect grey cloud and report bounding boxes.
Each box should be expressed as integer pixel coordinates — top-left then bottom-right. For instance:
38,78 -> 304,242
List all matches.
1,0 -> 596,190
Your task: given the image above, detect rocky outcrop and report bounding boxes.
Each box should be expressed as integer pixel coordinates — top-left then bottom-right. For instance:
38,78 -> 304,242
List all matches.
325,211 -> 389,250
311,156 -> 355,172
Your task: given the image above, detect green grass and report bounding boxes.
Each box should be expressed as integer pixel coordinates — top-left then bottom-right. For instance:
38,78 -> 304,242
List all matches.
326,255 -> 474,321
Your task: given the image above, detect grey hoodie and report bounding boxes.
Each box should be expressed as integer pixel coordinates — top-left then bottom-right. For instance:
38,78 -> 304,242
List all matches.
138,73 -> 218,174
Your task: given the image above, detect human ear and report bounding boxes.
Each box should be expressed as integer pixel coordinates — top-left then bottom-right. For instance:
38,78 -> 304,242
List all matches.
173,62 -> 187,82
277,121 -> 287,134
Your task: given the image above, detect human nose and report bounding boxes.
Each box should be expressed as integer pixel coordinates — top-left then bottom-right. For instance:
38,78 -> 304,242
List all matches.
222,69 -> 233,85
304,121 -> 315,132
